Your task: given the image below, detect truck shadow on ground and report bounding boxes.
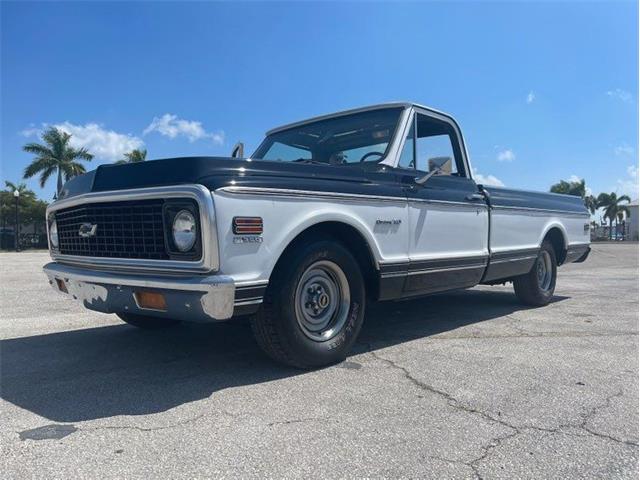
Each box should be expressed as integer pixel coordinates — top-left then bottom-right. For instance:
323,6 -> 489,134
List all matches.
2,288 -> 567,423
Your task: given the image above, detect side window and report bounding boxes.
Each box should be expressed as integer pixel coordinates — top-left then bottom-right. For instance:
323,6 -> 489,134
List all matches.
398,113 -> 463,175
415,113 -> 459,175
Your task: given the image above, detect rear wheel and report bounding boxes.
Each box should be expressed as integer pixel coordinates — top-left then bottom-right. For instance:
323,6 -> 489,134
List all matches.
513,240 -> 557,306
251,239 -> 366,369
117,313 -> 181,329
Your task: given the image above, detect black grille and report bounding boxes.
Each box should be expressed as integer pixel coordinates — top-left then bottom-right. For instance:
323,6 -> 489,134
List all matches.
54,199 -> 170,260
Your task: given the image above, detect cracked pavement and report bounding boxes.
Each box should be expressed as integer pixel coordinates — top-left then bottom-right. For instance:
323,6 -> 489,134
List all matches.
1,243 -> 638,478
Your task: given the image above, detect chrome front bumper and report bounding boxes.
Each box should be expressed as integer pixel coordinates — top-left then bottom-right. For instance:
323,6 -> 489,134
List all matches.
43,262 -> 236,322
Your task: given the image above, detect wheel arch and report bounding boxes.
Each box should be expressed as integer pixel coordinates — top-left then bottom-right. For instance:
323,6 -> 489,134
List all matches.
267,219 -> 381,301
540,223 -> 568,265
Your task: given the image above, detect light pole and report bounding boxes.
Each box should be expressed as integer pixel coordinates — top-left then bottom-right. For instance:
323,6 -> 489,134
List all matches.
13,189 -> 20,252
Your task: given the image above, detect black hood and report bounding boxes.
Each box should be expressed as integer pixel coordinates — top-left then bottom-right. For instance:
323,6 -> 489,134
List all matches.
58,156 -> 400,200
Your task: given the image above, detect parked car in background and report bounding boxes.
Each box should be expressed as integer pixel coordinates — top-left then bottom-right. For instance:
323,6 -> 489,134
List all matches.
43,103 -> 591,368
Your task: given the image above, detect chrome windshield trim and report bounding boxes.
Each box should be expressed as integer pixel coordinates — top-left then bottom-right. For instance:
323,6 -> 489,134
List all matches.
46,185 -> 219,273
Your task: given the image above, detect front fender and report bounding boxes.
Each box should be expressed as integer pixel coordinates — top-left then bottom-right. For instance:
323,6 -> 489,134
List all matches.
213,191 -> 408,285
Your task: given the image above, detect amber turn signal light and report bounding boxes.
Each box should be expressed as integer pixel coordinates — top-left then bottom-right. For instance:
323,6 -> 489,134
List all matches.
233,216 -> 263,235
134,291 -> 167,311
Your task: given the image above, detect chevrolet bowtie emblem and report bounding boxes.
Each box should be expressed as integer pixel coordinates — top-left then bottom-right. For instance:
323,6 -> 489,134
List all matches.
78,223 -> 98,238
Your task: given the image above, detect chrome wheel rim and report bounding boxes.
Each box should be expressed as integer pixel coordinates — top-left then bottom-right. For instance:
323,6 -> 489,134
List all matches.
536,250 -> 553,291
294,260 -> 350,342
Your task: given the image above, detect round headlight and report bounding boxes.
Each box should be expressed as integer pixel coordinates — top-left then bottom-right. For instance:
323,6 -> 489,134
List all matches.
49,219 -> 59,249
172,210 -> 197,252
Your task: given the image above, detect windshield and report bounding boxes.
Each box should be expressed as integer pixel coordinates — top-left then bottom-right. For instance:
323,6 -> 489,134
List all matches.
252,107 -> 403,165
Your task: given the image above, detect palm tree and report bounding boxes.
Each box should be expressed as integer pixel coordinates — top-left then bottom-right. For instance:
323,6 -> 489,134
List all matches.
597,192 -> 631,240
115,148 -> 147,165
584,194 -> 598,215
23,127 -> 93,196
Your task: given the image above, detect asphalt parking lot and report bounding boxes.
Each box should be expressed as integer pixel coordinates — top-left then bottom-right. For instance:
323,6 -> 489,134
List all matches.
1,243 -> 638,479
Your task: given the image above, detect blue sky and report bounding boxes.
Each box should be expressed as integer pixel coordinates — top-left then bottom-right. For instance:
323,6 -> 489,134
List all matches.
1,1 -> 638,204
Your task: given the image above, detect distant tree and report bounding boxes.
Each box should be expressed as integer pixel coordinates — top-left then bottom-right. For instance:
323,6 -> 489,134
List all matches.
550,178 -> 586,197
4,181 -> 36,200
22,199 -> 49,234
23,127 -> 93,196
0,183 -> 48,235
115,148 -> 147,165
550,178 -> 600,213
597,192 -> 631,240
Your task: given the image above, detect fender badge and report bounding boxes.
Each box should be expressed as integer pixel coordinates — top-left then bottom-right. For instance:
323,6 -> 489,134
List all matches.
233,236 -> 263,244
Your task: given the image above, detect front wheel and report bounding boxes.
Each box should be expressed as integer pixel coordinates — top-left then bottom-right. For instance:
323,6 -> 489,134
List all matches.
513,240 -> 557,306
251,240 -> 366,369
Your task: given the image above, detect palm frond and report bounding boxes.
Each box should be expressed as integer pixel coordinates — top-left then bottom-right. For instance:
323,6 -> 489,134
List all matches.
24,157 -> 54,179
69,147 -> 93,162
22,143 -> 54,157
39,166 -> 56,188
62,161 -> 87,180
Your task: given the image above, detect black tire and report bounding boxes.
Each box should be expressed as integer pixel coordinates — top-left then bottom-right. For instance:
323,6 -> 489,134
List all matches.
117,313 -> 181,329
513,240 -> 557,306
251,239 -> 366,369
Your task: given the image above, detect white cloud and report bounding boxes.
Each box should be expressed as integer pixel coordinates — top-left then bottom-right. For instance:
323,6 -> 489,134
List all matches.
21,122 -> 144,161
615,164 -> 639,199
54,122 -> 144,161
144,113 -> 224,144
497,149 -> 516,162
20,124 -> 41,137
614,144 -> 635,157
606,89 -> 633,103
473,168 -> 504,187
526,91 -> 535,104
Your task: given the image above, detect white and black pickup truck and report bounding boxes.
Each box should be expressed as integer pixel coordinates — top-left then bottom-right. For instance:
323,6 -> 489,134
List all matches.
44,102 -> 590,368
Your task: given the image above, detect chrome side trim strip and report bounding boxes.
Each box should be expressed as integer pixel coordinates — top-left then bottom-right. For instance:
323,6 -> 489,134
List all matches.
409,198 -> 489,209
488,255 -> 537,265
492,205 -> 589,218
218,185 -> 406,203
234,297 -> 264,306
47,185 -> 219,274
235,280 -> 269,288
218,185 -> 488,209
406,263 -> 487,276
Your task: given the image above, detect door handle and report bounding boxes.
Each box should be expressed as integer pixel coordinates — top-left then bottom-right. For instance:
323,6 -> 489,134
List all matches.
465,193 -> 485,202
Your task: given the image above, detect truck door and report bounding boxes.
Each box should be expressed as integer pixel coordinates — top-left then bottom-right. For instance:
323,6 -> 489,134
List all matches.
396,110 -> 489,295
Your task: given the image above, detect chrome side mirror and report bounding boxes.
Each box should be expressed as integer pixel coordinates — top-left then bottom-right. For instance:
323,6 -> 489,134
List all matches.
231,142 -> 244,158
